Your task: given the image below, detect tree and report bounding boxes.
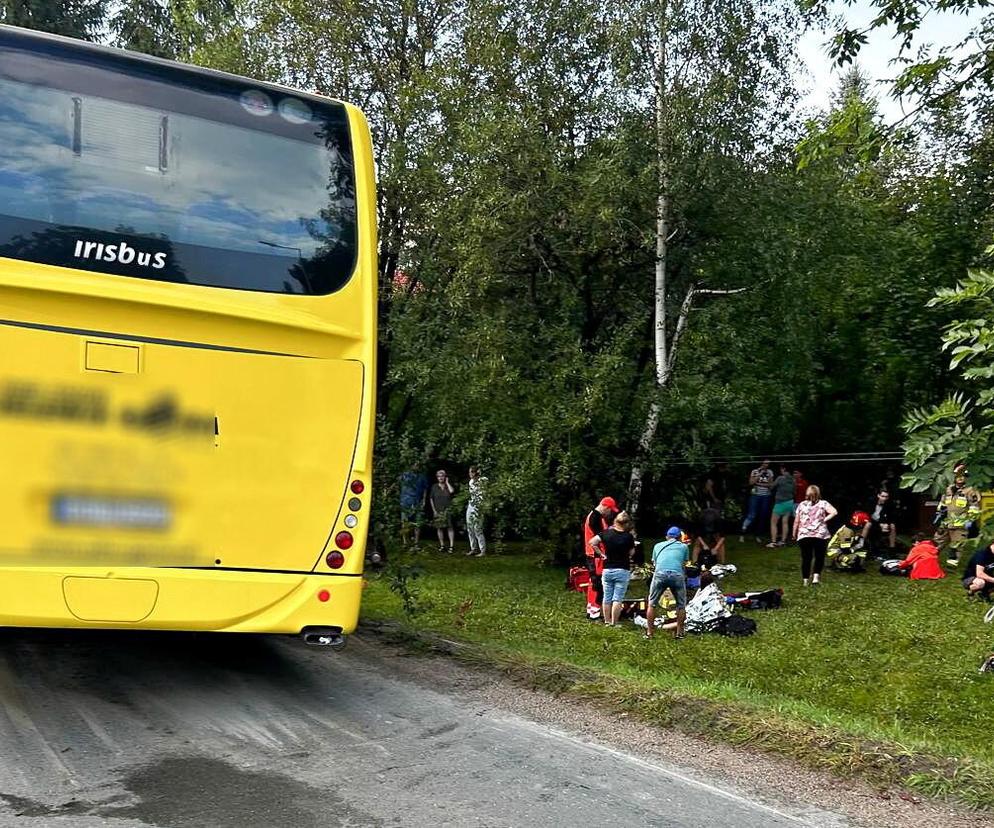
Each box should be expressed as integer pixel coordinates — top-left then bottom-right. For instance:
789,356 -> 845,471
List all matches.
380,0 -> 630,538
612,0 -> 802,515
796,65 -> 890,169
0,0 -> 107,39
902,252 -> 994,514
803,0 -> 994,124
110,0 -> 238,61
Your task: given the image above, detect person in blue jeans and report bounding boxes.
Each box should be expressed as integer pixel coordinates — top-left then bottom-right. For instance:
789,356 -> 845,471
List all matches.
740,459 -> 774,543
645,526 -> 691,639
588,511 -> 636,627
399,467 -> 429,547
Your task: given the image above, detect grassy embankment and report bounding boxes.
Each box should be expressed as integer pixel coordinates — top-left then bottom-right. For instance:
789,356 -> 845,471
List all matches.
361,539 -> 994,807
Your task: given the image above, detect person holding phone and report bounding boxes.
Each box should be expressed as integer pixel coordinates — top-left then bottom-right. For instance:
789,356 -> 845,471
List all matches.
429,469 -> 456,553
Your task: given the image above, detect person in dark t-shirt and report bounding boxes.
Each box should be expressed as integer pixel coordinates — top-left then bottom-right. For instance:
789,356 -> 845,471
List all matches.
862,489 -> 897,557
429,469 -> 456,553
588,511 -> 636,626
703,463 -> 729,509
962,543 -> 994,599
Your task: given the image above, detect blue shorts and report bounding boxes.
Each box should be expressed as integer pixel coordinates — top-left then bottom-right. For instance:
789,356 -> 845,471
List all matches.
649,570 -> 687,609
601,568 -> 631,604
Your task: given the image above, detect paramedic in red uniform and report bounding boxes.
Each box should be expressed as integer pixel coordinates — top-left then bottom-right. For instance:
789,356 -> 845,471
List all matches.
583,497 -> 618,620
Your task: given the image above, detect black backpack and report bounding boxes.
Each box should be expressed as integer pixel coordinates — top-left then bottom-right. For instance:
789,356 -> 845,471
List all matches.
726,589 -> 782,610
718,615 -> 757,637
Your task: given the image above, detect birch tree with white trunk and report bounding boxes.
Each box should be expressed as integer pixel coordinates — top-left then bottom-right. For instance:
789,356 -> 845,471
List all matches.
613,0 -> 800,516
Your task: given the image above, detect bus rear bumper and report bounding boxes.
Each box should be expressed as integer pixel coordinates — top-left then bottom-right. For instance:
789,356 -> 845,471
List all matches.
0,567 -> 363,634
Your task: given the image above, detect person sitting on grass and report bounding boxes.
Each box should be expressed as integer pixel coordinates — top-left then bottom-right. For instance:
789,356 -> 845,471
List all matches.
588,511 -> 636,627
693,529 -> 725,570
897,534 -> 945,580
645,526 -> 691,640
962,541 -> 994,601
693,506 -> 725,569
862,489 -> 898,559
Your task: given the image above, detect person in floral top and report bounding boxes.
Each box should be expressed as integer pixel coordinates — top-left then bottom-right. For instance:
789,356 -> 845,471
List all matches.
793,485 -> 838,587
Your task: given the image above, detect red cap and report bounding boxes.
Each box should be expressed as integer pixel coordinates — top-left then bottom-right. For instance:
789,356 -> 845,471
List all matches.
599,497 -> 619,511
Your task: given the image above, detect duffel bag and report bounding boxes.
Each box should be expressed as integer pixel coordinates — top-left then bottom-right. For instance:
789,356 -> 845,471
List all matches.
566,566 -> 591,591
718,615 -> 757,636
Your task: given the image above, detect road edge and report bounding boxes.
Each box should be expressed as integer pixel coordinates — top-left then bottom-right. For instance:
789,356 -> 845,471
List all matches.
357,618 -> 994,812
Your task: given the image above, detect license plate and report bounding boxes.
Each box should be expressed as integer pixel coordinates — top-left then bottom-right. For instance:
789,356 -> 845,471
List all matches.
51,495 -> 171,530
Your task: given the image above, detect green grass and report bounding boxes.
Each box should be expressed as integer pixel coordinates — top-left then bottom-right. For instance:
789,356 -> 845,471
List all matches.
361,539 -> 994,805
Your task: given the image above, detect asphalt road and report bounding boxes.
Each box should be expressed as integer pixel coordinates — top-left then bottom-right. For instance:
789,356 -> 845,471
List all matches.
0,629 -> 851,828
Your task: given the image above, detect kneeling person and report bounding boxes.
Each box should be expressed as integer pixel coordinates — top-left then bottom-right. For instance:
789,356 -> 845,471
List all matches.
898,534 -> 945,580
646,526 -> 691,640
827,511 -> 868,571
962,542 -> 994,600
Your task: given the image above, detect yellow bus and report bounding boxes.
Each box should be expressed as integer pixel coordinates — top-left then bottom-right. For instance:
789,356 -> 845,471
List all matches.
0,26 -> 377,648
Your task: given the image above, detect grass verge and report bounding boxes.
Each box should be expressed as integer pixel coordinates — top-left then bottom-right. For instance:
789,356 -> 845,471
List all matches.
361,539 -> 994,809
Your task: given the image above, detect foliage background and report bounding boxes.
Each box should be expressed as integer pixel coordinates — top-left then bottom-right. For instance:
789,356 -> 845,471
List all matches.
3,0 -> 992,539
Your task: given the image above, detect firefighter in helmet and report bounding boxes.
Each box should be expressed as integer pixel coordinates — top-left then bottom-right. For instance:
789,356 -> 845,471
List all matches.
827,511 -> 869,571
934,463 -> 981,567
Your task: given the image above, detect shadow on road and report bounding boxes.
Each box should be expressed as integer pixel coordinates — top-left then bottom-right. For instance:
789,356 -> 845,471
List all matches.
0,627 -> 325,708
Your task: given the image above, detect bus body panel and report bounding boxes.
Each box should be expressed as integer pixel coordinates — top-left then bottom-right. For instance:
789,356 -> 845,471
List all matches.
0,568 -> 362,633
0,315 -> 365,573
343,101 -> 379,482
0,26 -> 377,633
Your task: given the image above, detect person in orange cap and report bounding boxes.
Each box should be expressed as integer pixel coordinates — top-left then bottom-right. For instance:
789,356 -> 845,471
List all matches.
582,496 -> 618,620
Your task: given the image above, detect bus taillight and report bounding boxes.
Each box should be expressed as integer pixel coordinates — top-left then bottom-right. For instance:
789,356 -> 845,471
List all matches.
350,480 -> 364,494
335,531 -> 353,550
326,551 -> 345,569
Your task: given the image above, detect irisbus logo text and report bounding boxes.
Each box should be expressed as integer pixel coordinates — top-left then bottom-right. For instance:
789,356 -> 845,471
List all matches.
73,239 -> 167,270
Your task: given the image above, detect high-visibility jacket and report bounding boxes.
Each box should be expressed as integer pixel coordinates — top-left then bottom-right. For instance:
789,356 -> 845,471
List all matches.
828,525 -> 860,554
940,485 -> 981,529
582,510 -> 608,575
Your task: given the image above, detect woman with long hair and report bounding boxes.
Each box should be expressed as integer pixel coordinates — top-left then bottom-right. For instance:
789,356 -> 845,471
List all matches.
793,485 -> 838,586
588,511 -> 636,626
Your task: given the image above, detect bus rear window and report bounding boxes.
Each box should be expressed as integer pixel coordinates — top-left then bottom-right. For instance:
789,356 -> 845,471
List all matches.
0,32 -> 357,295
